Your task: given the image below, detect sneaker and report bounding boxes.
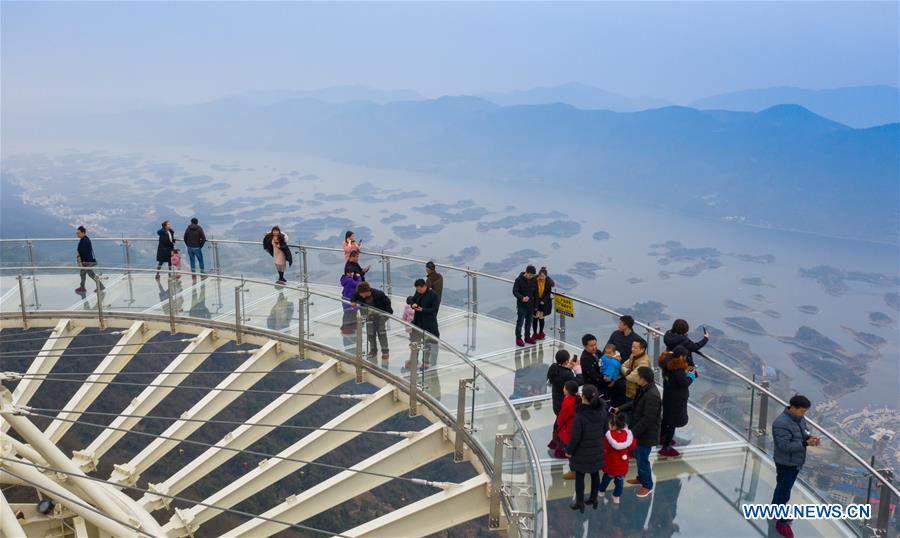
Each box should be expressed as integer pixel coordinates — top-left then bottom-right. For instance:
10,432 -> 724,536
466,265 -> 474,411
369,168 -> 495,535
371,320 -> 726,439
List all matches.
74,287 -> 87,293
775,522 -> 794,538
535,332 -> 546,340
612,496 -> 620,504
381,352 -> 390,361
562,471 -> 575,480
155,274 -> 161,280
636,487 -> 653,498
626,478 -> 641,485
367,351 -> 378,359
516,338 -> 525,347
525,335 -> 536,344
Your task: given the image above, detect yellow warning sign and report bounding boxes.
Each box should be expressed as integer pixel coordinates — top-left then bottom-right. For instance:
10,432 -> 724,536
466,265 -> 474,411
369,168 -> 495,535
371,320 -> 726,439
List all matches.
554,294 -> 574,318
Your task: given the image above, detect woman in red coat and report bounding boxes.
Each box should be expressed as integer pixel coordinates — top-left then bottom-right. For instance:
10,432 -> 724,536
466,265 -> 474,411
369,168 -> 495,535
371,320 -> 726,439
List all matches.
599,412 -> 636,503
554,380 -> 579,475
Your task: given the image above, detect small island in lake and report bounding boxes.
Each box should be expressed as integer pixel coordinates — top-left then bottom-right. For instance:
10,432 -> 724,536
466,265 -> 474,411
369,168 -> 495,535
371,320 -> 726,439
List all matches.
723,316 -> 767,335
841,326 -> 887,351
886,292 -> 900,310
724,299 -> 754,312
868,311 -> 894,327
790,351 -> 865,398
798,305 -> 820,315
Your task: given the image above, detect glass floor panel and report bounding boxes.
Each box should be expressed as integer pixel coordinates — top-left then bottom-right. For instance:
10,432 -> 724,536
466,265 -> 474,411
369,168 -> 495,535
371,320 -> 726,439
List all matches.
541,445 -> 850,537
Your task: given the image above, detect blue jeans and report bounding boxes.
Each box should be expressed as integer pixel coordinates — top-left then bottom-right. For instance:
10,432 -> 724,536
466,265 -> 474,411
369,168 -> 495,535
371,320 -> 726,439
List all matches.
635,444 -> 653,489
599,473 -> 624,497
515,305 -> 534,339
187,246 -> 205,273
772,463 -> 799,509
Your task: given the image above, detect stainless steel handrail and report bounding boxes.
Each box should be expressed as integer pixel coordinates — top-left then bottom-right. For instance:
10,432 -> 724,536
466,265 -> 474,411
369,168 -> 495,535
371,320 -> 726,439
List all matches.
2,236 -> 896,502
0,263 -> 548,535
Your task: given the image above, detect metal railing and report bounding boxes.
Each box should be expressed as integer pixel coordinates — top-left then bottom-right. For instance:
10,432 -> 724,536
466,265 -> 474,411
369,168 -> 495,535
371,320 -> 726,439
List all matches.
2,236 -> 897,536
0,263 -> 547,537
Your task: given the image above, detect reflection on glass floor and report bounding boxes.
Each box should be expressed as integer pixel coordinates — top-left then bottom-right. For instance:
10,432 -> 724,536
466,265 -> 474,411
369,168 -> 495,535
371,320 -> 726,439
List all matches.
542,445 -> 849,538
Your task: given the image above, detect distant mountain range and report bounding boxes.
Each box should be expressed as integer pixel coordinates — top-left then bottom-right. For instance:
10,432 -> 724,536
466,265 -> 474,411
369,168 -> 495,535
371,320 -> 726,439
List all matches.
478,82 -> 670,112
7,96 -> 899,243
690,85 -> 899,129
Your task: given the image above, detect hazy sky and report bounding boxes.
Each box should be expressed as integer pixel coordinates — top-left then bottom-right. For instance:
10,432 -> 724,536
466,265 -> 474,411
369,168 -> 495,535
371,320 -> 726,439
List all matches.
2,1 -> 898,112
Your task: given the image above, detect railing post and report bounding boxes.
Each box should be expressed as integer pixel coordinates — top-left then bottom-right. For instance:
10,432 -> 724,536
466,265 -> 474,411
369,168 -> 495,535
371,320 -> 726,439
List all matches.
167,275 -> 177,335
757,380 -> 770,438
471,273 -> 478,316
298,295 -> 306,358
384,255 -> 392,296
212,240 -> 221,275
354,309 -> 364,383
25,240 -> 34,267
455,378 -> 473,462
16,275 -> 27,327
489,434 -> 510,530
234,285 -> 243,344
408,337 -> 419,417
122,239 -> 131,269
652,329 -> 661,362
558,313 -> 566,343
300,247 -> 309,285
96,280 -> 106,329
875,469 -> 893,538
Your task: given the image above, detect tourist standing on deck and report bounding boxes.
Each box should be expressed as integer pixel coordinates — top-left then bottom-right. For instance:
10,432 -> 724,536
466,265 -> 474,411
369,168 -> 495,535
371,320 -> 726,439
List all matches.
599,412 -> 636,504
614,366 -> 661,498
554,380 -> 579,463
344,250 -> 369,281
532,267 -> 554,340
182,217 -> 207,276
75,226 -> 103,293
343,230 -> 362,262
658,346 -> 695,457
156,220 -> 176,278
620,340 -> 652,402
547,349 -> 576,456
607,315 -> 645,360
579,334 -> 604,389
565,384 -> 608,512
513,265 -> 537,346
664,318 -> 709,367
771,395 -> 820,538
425,261 -> 443,308
411,278 -> 440,367
351,281 -> 393,362
263,226 -> 292,284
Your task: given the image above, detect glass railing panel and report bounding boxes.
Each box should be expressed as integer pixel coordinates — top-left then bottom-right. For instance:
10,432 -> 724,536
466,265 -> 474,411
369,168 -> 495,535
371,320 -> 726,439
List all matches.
122,238 -> 166,271
681,358 -> 754,442
435,265 -> 470,312
0,241 -> 31,267
305,248 -> 348,286
471,273 -> 517,326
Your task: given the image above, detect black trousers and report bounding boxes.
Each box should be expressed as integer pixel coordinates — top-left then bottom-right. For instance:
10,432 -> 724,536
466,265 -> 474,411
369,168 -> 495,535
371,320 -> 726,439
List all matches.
574,471 -> 600,504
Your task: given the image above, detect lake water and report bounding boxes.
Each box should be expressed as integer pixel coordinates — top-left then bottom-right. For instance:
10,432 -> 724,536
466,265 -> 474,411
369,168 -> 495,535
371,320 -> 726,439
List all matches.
3,139 -> 898,440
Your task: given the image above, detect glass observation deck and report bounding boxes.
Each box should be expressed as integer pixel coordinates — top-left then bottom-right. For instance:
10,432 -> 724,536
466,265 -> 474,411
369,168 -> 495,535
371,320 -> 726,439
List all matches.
1,238 -> 896,538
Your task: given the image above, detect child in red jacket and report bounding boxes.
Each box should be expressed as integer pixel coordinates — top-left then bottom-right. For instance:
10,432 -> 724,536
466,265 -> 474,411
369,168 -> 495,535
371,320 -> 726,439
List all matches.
554,380 -> 579,472
600,412 -> 636,503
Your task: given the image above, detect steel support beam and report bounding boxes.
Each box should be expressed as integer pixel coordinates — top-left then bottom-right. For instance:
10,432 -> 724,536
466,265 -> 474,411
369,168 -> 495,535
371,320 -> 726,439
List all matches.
44,321 -> 156,443
73,328 -> 223,472
0,490 -> 26,538
161,385 -> 406,535
1,319 -> 82,433
221,422 -> 452,538
342,474 -> 490,538
142,360 -> 350,511
110,339 -> 283,486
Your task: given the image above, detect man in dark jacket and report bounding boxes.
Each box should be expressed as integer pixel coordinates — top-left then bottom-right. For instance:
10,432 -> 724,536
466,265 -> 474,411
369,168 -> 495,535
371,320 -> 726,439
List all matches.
411,278 -> 440,367
352,281 -> 393,361
75,226 -> 103,293
579,333 -> 604,388
512,265 -> 537,347
425,261 -> 443,309
614,366 -> 661,498
607,315 -> 646,360
771,395 -> 819,537
344,250 -> 368,281
182,217 -> 207,275
664,318 -> 709,367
